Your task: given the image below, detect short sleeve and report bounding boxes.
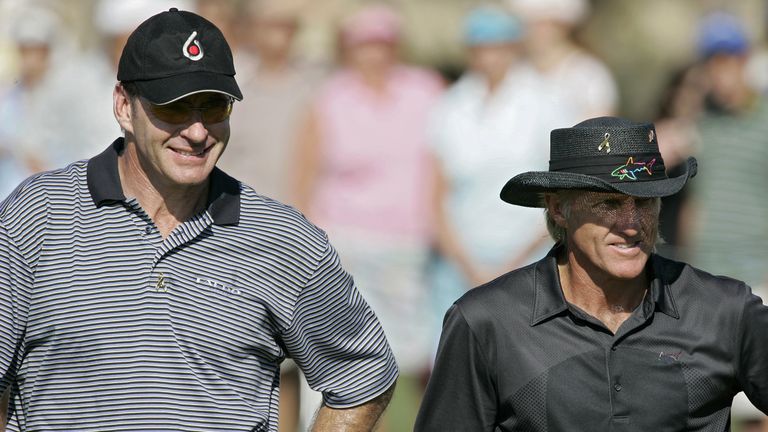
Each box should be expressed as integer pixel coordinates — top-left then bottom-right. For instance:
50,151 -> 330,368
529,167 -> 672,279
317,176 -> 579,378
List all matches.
415,304 -> 497,431
736,286 -> 768,414
280,242 -> 398,408
0,221 -> 31,394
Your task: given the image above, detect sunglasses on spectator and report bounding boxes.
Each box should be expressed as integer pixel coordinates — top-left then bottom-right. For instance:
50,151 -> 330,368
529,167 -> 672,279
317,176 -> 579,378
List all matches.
145,96 -> 234,124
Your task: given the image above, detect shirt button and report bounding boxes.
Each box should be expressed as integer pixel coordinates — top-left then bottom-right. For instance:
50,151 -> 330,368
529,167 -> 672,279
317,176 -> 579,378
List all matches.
614,383 -> 622,392
145,226 -> 152,234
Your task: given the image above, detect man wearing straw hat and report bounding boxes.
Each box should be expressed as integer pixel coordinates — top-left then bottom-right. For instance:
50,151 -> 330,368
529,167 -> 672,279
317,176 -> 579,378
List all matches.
416,116 -> 768,431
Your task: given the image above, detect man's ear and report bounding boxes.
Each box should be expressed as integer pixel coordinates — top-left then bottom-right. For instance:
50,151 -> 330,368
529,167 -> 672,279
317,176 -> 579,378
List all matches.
113,83 -> 134,135
544,193 -> 567,228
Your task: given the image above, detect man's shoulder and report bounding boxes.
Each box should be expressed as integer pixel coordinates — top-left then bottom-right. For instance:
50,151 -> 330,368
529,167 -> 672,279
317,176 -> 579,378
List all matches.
235,185 -> 328,245
454,261 -> 541,324
654,253 -> 752,302
1,161 -> 88,220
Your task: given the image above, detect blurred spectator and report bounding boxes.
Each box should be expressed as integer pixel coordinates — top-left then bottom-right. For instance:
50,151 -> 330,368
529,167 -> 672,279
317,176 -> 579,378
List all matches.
218,0 -> 325,204
427,4 -> 566,352
0,3 -> 115,198
0,4 -> 54,198
195,0 -> 240,51
293,4 -> 443,431
0,0 -> 18,87
683,12 -> 768,431
215,2 -> 325,431
508,0 -> 618,120
653,64 -> 706,259
686,11 -> 768,291
3,0 -> 191,182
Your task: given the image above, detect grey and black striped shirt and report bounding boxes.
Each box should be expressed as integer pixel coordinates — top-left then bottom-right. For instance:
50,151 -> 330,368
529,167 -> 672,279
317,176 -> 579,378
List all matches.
0,139 -> 398,431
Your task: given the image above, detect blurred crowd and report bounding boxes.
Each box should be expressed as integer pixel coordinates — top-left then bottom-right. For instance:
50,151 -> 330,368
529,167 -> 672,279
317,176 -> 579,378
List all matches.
1,0 -> 767,431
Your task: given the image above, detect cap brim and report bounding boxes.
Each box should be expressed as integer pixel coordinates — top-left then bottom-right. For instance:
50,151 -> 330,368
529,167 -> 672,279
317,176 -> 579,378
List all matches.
500,157 -> 697,207
134,71 -> 243,105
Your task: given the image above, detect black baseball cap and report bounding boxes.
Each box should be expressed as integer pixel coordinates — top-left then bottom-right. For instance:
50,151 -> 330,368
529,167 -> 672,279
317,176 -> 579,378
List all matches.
117,8 -> 243,105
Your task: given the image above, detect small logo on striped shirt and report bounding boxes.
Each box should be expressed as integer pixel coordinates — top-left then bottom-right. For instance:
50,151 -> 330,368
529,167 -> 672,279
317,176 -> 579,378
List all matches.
196,277 -> 241,296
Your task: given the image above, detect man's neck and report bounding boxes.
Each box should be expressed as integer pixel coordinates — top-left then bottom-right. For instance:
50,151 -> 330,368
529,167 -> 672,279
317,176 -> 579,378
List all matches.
557,251 -> 649,334
118,146 -> 210,239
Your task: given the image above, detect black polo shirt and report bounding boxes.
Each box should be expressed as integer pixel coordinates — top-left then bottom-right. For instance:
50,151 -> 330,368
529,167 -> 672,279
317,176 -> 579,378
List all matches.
416,245 -> 768,431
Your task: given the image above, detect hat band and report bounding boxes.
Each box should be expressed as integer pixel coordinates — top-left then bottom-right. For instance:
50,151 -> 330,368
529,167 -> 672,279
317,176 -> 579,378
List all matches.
549,153 -> 667,183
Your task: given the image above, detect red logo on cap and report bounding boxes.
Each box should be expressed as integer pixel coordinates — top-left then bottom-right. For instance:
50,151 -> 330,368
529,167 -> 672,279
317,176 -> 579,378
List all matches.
183,31 -> 204,61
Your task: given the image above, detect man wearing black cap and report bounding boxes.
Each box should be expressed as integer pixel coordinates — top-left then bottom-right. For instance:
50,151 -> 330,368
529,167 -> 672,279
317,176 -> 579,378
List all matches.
415,117 -> 768,431
0,8 -> 396,432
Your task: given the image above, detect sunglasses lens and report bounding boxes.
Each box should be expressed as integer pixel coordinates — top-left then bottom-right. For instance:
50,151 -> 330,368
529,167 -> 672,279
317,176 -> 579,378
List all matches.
148,98 -> 233,124
201,100 -> 233,123
150,103 -> 192,123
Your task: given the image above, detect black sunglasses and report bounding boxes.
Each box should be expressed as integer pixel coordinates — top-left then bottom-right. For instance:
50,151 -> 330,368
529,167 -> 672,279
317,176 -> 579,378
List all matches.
145,96 -> 234,124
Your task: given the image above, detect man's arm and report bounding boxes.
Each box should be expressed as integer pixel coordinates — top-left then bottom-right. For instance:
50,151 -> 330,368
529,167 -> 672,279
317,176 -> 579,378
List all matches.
282,242 -> 398,428
311,383 -> 395,432
737,285 -> 768,413
415,304 -> 497,431
1,218 -> 30,432
1,386 -> 9,431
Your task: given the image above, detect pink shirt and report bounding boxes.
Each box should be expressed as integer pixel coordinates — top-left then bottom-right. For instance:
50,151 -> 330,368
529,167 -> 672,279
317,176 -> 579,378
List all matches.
309,65 -> 442,243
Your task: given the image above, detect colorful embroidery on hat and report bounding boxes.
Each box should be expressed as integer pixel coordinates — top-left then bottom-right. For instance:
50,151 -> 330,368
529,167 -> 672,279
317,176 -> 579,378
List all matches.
611,157 -> 656,181
183,31 -> 204,61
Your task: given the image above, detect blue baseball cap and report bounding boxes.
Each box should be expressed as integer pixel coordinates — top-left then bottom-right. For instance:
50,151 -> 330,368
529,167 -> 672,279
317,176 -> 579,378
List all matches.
464,6 -> 523,46
696,12 -> 749,58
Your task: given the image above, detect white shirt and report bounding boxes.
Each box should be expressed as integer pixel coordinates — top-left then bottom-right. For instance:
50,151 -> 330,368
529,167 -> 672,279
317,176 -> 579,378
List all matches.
429,63 -> 568,266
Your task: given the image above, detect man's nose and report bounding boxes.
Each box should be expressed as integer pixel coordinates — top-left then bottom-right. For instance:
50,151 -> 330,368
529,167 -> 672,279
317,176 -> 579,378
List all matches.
180,113 -> 209,143
615,200 -> 644,234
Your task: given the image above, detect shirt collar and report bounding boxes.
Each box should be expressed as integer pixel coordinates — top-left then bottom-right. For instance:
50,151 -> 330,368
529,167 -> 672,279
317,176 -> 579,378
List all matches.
530,243 -> 680,326
647,253 -> 682,319
87,138 -> 240,225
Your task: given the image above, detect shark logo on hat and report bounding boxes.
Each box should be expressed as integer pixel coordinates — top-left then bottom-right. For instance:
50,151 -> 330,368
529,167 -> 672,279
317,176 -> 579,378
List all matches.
183,31 -> 204,61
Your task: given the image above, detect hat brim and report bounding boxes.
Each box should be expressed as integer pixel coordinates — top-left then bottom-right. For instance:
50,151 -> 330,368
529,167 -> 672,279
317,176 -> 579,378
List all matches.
134,71 -> 243,105
500,156 -> 697,207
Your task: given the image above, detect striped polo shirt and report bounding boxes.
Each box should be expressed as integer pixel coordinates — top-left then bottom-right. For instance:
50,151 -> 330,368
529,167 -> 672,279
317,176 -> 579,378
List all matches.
0,139 -> 398,432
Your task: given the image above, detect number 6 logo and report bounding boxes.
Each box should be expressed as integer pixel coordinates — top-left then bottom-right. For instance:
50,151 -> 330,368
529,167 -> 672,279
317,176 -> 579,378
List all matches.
183,31 -> 204,61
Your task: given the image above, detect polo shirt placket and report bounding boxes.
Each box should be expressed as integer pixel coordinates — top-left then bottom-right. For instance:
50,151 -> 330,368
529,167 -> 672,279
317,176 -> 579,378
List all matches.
567,290 -> 667,426
119,199 -> 166,294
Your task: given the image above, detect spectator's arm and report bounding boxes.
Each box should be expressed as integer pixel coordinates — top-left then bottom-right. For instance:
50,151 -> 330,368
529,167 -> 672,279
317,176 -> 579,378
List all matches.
292,107 -> 322,214
432,158 -> 486,286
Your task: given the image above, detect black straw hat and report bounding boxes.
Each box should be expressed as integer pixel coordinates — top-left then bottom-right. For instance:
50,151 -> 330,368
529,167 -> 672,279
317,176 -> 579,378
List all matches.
117,8 -> 243,104
500,116 -> 697,207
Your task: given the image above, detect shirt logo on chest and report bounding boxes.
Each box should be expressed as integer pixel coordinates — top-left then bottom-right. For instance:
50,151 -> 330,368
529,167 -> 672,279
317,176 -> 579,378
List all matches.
195,276 -> 241,296
658,351 -> 683,364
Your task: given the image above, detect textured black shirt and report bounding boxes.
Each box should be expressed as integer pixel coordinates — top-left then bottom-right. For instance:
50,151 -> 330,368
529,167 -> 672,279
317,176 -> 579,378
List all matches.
416,245 -> 768,431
